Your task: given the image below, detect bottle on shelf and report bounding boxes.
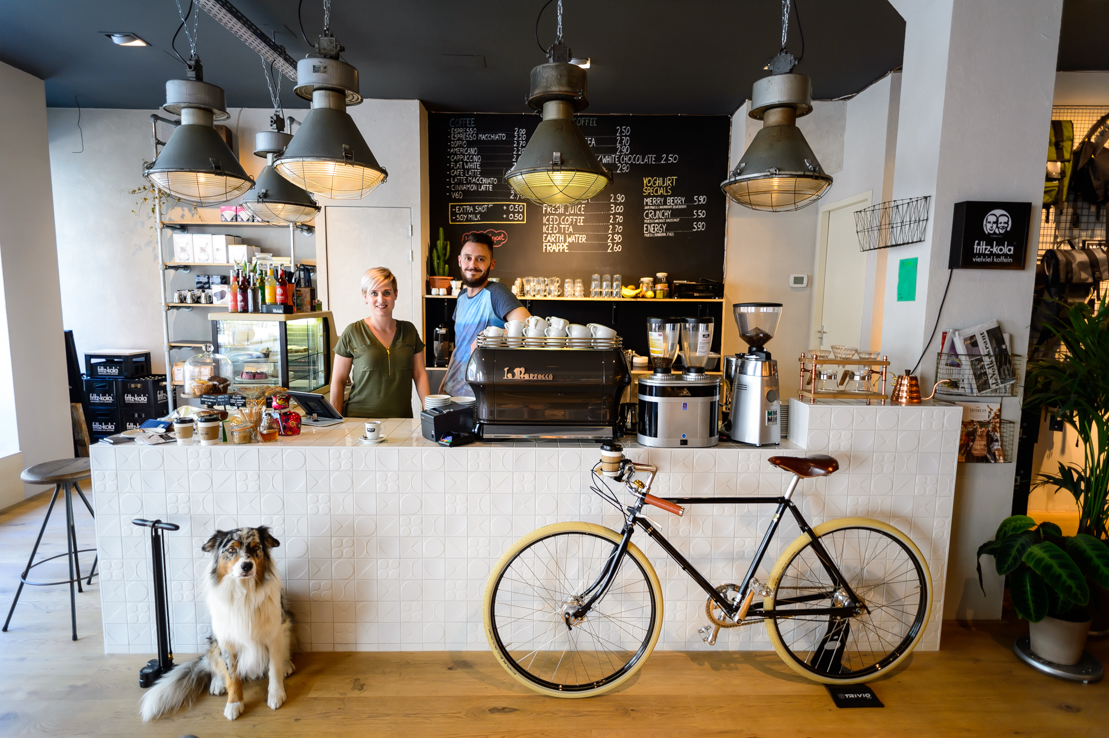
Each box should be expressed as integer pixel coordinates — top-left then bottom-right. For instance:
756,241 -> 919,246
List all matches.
265,266 -> 277,305
228,268 -> 239,313
276,266 -> 289,306
246,267 -> 258,313
238,268 -> 249,312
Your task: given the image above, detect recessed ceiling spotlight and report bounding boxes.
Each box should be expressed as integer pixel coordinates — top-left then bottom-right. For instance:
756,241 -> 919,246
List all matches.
105,32 -> 149,47
571,57 -> 590,69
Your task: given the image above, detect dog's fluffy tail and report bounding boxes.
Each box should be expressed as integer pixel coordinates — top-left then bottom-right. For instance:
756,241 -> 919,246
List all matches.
139,653 -> 212,722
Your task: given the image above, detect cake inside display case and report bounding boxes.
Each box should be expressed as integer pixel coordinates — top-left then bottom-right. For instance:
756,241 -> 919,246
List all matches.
209,312 -> 335,393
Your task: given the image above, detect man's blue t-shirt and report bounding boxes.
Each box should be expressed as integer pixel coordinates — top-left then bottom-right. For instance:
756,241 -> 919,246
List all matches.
441,281 -> 523,396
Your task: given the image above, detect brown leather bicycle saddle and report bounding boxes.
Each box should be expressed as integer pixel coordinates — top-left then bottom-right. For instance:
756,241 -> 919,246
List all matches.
768,455 -> 839,478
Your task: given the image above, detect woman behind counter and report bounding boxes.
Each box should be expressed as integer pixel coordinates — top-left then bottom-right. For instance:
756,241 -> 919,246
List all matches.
330,267 -> 430,418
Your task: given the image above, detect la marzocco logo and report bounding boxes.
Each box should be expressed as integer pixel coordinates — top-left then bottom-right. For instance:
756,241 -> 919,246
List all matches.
982,209 -> 1012,235
502,367 -> 553,381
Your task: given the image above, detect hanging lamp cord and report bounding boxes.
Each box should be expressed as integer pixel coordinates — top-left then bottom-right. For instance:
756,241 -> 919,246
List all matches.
261,46 -> 283,120
173,0 -> 200,59
535,0 -> 557,53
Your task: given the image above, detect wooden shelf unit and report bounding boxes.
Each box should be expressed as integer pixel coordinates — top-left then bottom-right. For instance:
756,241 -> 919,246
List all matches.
798,353 -> 892,405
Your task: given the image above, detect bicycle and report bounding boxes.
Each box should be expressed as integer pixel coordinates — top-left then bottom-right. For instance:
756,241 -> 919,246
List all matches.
483,445 -> 932,697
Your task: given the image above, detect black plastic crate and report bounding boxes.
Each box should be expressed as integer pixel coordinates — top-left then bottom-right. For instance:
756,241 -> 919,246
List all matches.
85,351 -> 151,379
87,407 -> 121,436
121,406 -> 169,431
83,377 -> 119,407
120,375 -> 169,407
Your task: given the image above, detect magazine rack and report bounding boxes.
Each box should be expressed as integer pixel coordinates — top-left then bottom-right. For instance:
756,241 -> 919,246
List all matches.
798,354 -> 891,404
957,417 -> 1015,464
934,353 -> 1023,397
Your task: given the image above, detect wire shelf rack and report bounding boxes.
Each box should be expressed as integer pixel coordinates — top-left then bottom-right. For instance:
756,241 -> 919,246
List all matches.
854,196 -> 931,252
958,417 -> 1015,464
935,352 -> 1022,397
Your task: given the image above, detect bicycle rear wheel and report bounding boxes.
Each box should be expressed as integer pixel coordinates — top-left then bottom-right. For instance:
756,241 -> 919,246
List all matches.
765,517 -> 931,684
483,522 -> 663,697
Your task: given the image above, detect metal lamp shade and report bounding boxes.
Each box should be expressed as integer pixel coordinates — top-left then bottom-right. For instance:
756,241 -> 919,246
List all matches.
506,111 -> 611,205
242,164 -> 319,224
274,107 -> 387,200
144,124 -> 253,205
721,122 -> 832,211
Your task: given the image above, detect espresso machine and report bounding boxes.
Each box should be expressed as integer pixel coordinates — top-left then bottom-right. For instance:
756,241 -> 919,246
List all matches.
727,303 -> 782,446
637,317 -> 720,448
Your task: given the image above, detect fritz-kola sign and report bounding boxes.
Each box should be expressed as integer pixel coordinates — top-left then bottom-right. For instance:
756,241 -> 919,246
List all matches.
948,201 -> 1031,270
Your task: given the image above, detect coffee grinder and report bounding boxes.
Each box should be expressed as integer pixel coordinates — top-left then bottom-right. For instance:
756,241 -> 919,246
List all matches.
727,303 -> 782,446
637,317 -> 720,448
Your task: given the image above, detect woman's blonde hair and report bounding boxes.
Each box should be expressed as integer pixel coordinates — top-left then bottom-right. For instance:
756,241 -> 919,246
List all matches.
361,267 -> 398,296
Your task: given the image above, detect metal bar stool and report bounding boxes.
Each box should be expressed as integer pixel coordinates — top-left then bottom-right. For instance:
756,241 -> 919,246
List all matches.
3,457 -> 98,641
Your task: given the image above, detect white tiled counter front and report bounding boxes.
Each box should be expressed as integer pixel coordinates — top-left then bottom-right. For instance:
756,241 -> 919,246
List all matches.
89,399 -> 961,655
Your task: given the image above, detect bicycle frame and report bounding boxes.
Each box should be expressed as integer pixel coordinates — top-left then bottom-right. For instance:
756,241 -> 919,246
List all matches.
569,461 -> 865,625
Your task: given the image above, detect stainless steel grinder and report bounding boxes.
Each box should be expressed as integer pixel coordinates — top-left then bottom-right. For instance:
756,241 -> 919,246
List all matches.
727,303 -> 782,446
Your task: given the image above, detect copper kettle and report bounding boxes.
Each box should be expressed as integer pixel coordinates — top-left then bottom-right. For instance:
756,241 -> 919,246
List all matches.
890,371 -> 950,405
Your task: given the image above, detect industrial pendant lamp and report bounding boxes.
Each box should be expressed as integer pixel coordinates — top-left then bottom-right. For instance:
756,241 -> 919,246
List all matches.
143,2 -> 252,204
504,0 -> 611,205
275,1 -> 387,199
242,62 -> 320,224
720,0 -> 832,212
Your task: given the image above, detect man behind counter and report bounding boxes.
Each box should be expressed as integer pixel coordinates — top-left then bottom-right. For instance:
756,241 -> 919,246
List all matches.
440,233 -> 530,396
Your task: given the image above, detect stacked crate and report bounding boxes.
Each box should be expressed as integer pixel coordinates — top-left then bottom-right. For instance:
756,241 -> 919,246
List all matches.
83,352 -> 167,441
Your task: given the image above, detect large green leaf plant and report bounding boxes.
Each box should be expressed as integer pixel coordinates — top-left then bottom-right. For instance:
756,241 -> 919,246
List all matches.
1023,299 -> 1109,540
978,515 -> 1109,622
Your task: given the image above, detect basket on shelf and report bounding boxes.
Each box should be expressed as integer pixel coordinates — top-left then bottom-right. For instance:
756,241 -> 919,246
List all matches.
934,352 -> 1022,397
854,196 -> 931,252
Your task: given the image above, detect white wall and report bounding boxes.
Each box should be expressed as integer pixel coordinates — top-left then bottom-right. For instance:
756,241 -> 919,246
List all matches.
0,61 -> 73,506
47,100 -> 428,376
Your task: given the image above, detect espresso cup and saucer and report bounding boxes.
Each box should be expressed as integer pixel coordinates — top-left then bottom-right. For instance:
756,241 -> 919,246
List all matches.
361,420 -> 386,444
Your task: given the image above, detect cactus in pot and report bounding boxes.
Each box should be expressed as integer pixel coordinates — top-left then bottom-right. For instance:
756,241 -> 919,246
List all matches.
429,227 -> 452,291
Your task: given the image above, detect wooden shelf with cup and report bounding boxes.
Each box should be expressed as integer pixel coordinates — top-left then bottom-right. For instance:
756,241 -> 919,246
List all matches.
798,352 -> 892,405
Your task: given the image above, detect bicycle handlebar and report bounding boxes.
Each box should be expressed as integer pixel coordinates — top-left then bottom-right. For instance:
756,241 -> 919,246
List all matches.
644,493 -> 684,516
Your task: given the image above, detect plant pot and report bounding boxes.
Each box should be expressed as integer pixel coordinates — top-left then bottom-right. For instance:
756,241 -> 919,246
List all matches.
1029,615 -> 1092,665
429,276 -> 452,291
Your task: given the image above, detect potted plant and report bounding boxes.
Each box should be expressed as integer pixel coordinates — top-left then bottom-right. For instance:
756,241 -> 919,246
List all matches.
978,515 -> 1109,664
1024,298 -> 1109,629
429,227 -> 452,292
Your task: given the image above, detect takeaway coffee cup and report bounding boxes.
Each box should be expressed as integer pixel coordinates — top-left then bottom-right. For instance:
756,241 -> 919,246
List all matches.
173,417 -> 195,444
364,421 -> 382,440
196,417 -> 222,446
600,443 -> 624,477
589,323 -> 617,339
505,320 -> 526,337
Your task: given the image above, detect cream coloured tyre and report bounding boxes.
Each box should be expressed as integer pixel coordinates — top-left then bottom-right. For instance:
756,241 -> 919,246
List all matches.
483,522 -> 664,697
764,517 -> 932,684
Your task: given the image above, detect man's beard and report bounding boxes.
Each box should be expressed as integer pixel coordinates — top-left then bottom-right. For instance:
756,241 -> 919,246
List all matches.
462,269 -> 488,288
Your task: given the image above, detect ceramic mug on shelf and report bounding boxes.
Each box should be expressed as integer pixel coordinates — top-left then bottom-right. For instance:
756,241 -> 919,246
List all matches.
505,320 -> 526,337
589,323 -> 617,339
547,316 -> 569,332
484,326 -> 506,338
567,323 -> 590,338
524,327 -> 546,338
526,316 -> 549,333
545,326 -> 568,338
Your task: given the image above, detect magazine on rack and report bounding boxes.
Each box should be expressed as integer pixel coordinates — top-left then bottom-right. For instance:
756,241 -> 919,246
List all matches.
952,320 -> 1015,394
957,402 -> 1004,463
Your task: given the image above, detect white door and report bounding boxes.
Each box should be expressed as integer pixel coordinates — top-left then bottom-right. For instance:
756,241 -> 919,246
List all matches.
813,195 -> 870,348
321,206 -> 418,411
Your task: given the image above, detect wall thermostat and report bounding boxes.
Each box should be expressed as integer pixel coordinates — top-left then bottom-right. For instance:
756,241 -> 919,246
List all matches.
789,274 -> 809,288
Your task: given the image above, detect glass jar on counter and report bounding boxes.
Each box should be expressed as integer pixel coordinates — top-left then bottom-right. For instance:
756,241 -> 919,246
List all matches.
184,344 -> 232,397
639,277 -> 654,294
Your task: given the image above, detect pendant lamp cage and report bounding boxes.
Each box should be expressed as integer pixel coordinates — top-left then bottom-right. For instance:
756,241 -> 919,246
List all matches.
504,0 -> 611,205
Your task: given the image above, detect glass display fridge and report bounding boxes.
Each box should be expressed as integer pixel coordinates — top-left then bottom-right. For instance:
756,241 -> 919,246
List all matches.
209,311 -> 336,393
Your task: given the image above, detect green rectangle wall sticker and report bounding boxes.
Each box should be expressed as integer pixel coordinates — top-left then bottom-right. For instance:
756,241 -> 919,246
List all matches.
897,257 -> 918,302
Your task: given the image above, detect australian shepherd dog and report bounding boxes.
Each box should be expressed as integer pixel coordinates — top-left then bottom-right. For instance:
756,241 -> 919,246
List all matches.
140,526 -> 295,722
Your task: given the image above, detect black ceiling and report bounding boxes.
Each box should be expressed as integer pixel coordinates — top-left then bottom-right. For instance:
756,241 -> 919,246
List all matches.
3,1 -> 1101,116
0,0 -> 909,115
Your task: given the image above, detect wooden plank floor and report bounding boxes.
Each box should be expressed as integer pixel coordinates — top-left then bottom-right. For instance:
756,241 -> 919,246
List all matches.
1,491 -> 1107,737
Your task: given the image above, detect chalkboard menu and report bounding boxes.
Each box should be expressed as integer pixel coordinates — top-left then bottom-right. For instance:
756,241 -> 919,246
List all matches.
428,113 -> 730,283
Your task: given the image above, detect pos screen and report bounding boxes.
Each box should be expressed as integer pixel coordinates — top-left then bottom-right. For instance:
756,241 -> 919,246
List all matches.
287,391 -> 344,425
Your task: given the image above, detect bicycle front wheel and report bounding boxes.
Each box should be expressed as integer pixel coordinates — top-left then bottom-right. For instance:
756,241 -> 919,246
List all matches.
483,522 -> 663,698
765,517 -> 932,684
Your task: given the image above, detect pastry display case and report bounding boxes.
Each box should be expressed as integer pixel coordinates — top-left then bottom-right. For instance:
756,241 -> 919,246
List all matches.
209,311 -> 335,393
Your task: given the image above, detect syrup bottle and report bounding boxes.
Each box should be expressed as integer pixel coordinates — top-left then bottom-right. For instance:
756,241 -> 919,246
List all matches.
275,265 -> 288,306
228,267 -> 239,312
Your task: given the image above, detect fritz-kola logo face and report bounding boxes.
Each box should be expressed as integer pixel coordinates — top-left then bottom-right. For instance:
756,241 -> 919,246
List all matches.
502,366 -> 553,381
983,209 -> 1012,235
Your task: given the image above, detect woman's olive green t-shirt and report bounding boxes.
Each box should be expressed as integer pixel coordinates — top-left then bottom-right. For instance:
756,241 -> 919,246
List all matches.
335,320 -> 424,418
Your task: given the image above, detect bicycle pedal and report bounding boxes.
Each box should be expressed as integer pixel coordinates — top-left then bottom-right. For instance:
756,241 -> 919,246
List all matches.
698,624 -> 721,646
749,577 -> 772,597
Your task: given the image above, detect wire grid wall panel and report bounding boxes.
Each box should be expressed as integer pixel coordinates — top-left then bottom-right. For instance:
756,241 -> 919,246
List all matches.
1040,106 -> 1109,265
